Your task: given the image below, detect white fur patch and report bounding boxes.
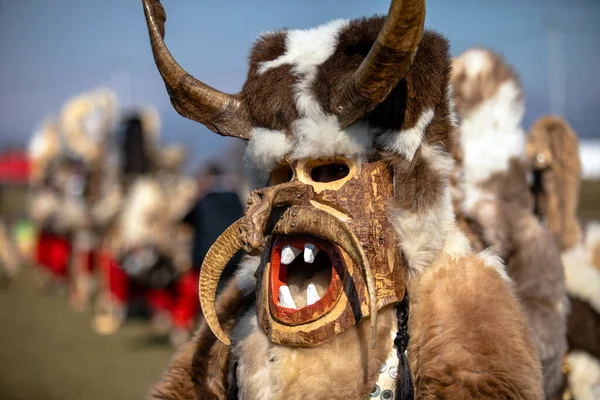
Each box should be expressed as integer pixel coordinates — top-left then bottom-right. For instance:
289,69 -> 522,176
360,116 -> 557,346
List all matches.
290,117 -> 374,160
462,49 -> 493,77
446,83 -> 458,128
245,128 -> 292,189
566,351 -> 600,400
442,225 -> 472,259
29,124 -> 55,159
120,177 -> 166,247
258,19 -> 349,77
459,80 -> 526,213
229,308 -> 275,400
245,128 -> 292,172
376,109 -> 434,161
390,186 -> 455,275
562,244 -> 600,314
477,247 -> 511,282
236,255 -> 261,296
420,143 -> 455,177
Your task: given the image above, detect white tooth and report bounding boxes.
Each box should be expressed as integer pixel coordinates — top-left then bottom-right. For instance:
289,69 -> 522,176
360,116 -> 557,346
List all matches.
303,243 -> 319,264
281,245 -> 301,265
306,283 -> 320,306
278,285 -> 297,309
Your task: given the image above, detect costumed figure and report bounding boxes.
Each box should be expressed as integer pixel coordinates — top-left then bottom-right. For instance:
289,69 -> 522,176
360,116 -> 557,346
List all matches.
526,115 -> 600,400
93,107 -> 198,347
142,0 -> 544,398
27,118 -> 73,291
450,48 -> 568,399
179,162 -> 246,346
60,88 -> 120,310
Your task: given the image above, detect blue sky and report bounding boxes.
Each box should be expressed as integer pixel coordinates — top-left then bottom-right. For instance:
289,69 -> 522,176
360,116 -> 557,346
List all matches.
0,0 -> 599,170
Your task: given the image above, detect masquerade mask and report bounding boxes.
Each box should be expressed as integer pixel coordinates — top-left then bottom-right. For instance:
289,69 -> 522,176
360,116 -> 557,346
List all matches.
199,156 -> 406,347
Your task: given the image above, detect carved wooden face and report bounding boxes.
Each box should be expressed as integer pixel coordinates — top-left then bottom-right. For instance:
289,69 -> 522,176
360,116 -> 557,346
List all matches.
252,156 -> 406,346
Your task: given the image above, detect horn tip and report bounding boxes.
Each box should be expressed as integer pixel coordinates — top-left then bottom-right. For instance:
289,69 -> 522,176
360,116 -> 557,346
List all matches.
218,335 -> 231,346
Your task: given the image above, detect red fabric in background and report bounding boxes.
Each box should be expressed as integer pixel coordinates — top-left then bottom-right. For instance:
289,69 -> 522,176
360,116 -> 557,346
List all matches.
98,251 -> 174,312
83,250 -> 95,273
0,150 -> 30,184
98,251 -> 128,304
171,269 -> 200,329
98,251 -> 199,328
35,231 -> 71,279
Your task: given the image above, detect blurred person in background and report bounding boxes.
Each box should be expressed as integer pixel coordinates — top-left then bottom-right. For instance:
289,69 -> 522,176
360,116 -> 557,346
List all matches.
178,162 -> 245,319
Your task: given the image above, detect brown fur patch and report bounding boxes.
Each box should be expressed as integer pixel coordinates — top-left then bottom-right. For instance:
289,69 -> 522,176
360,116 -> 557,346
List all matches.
458,158 -> 568,397
241,30 -> 298,132
386,147 -> 445,214
380,31 -> 454,214
593,243 -> 600,271
408,253 -> 543,399
567,296 -> 600,361
526,115 -> 582,251
451,48 -> 523,118
148,279 -> 251,399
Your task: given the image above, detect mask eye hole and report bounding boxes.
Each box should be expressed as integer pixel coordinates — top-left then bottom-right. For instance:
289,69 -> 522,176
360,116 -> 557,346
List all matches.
269,164 -> 294,186
310,163 -> 349,183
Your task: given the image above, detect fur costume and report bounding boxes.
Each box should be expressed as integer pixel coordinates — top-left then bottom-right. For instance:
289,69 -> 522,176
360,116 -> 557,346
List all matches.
142,0 -> 543,398
27,118 -> 76,287
26,87 -> 120,306
92,107 -> 198,345
526,115 -> 600,400
450,48 -> 568,399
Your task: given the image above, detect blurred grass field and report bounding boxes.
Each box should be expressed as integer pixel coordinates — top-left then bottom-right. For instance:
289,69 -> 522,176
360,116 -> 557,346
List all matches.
0,269 -> 173,400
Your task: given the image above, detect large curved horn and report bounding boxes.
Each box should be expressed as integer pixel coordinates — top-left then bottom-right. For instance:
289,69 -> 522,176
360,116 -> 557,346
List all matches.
141,0 -> 251,139
199,206 -> 379,348
334,0 -> 426,128
198,220 -> 244,345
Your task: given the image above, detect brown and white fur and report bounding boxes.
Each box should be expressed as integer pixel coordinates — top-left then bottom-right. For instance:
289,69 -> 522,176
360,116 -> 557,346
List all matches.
527,116 -> 600,400
148,17 -> 543,399
451,49 -> 567,399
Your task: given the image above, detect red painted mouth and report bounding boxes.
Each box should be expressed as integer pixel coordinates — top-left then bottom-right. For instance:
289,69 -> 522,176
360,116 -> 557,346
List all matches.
269,235 -> 344,324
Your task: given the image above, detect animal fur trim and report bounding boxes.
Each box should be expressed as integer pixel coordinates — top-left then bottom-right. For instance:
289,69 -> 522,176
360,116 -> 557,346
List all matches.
565,351 -> 600,400
408,253 -> 543,398
562,244 -> 600,314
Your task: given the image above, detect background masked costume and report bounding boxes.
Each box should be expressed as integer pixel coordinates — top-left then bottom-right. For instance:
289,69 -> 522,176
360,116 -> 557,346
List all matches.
141,0 -> 544,398
27,88 -> 118,305
93,107 -> 198,346
449,48 -> 568,399
526,115 -> 600,400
